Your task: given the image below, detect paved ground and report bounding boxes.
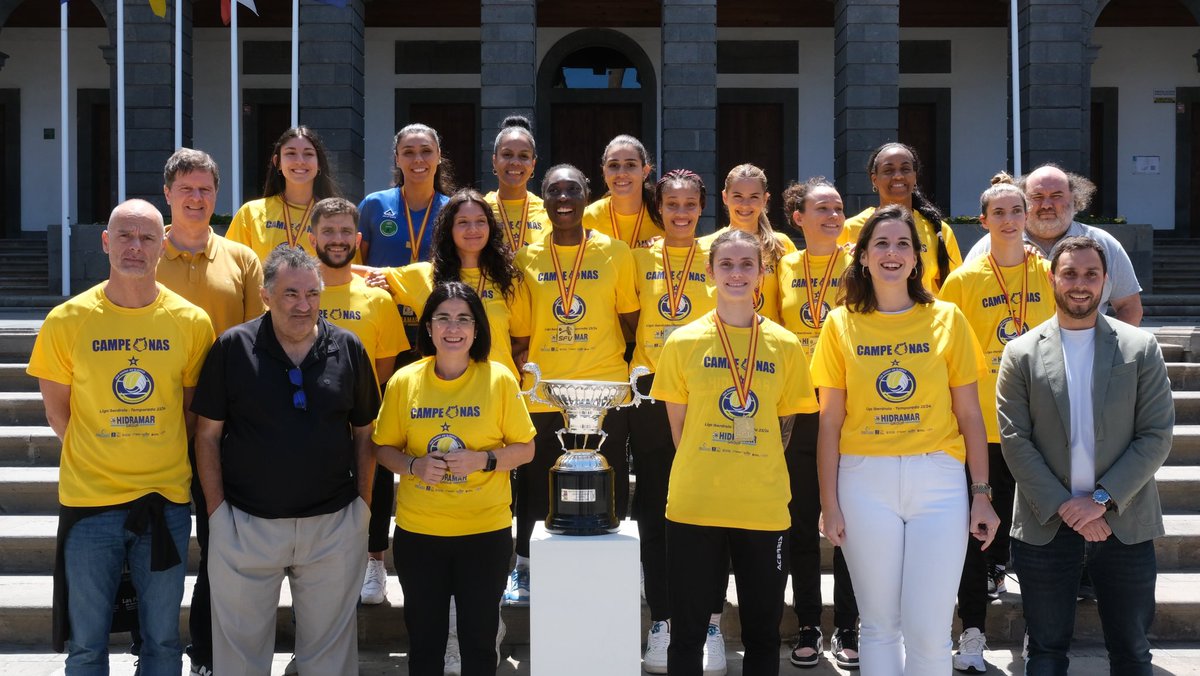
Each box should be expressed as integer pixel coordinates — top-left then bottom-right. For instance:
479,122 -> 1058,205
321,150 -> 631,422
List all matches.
3,644 -> 1200,675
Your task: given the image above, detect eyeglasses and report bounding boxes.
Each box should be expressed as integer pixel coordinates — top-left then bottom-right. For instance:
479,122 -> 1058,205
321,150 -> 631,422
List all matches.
287,367 -> 307,411
431,315 -> 476,328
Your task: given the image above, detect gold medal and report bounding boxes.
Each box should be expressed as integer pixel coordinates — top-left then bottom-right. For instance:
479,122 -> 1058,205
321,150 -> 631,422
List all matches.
733,415 -> 756,442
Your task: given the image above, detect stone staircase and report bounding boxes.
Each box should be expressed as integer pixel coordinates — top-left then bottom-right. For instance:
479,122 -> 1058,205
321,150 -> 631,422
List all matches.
0,238 -> 49,296
0,326 -> 1198,664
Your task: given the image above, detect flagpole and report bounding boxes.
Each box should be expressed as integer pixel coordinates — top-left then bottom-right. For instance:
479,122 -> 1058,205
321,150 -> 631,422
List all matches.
116,0 -> 126,202
174,0 -> 182,149
1010,0 -> 1022,177
230,0 -> 240,207
291,0 -> 299,127
60,0 -> 70,296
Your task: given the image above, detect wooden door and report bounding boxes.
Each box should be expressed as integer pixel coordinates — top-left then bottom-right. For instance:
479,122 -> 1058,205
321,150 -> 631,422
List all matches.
0,99 -> 7,236
549,103 -> 641,198
89,100 -> 112,224
1192,104 -> 1200,236
718,102 -> 785,229
242,93 -> 290,201
899,102 -> 939,209
407,103 -> 478,191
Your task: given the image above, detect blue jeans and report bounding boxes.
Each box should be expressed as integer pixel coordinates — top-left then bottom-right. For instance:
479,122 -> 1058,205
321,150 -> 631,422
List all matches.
63,503 -> 190,675
1012,525 -> 1156,676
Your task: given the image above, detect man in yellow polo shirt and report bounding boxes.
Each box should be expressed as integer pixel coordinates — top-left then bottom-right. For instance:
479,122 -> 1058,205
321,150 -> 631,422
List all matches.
28,199 -> 214,673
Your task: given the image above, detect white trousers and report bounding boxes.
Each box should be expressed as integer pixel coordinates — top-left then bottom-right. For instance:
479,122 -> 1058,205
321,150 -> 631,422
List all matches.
207,498 -> 369,676
837,453 -> 968,676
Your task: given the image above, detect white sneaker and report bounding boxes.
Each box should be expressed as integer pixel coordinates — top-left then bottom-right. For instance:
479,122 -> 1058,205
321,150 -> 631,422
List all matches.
360,558 -> 387,605
444,629 -> 462,676
702,623 -> 727,675
952,627 -> 988,673
642,620 -> 670,673
501,566 -> 530,607
283,655 -> 298,675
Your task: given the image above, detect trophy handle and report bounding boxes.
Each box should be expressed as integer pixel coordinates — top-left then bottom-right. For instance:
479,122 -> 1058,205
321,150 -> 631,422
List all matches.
618,365 -> 655,408
558,428 -> 608,452
520,362 -> 552,406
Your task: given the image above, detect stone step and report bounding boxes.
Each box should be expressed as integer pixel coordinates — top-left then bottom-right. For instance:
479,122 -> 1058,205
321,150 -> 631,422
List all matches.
1157,466 -> 1200,513
0,427 -> 59,466
1170,363 -> 1200,390
1168,425 -> 1200,466
0,393 -> 46,427
1174,392 -> 1200,424
0,364 -> 37,392
0,332 -> 36,363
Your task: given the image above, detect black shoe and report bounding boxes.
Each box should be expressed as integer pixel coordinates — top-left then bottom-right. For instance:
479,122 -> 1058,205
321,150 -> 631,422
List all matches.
1077,580 -> 1097,602
831,628 -> 860,670
789,626 -> 823,668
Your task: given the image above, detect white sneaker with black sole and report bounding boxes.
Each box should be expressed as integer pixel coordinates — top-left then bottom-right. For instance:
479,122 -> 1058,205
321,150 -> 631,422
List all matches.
953,627 -> 988,673
642,620 -> 670,673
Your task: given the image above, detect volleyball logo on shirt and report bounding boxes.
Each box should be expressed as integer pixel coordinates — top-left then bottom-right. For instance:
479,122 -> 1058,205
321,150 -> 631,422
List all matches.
112,367 -> 155,405
552,296 -> 587,325
996,317 -> 1027,345
427,432 -> 468,484
799,301 -> 830,329
657,293 -> 692,321
718,386 -> 760,420
875,365 -> 916,403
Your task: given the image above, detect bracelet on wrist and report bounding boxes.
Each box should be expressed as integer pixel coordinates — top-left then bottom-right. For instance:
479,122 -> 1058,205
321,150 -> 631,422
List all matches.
969,482 -> 993,499
407,455 -> 417,475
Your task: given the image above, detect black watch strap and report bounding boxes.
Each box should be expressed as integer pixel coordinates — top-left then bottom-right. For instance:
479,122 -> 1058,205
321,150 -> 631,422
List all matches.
483,450 -> 497,472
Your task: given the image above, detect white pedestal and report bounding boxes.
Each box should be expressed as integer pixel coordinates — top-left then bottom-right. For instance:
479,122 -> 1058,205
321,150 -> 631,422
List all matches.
529,520 -> 641,676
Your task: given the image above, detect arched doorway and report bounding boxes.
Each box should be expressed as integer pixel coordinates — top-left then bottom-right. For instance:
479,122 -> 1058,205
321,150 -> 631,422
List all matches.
536,29 -> 657,192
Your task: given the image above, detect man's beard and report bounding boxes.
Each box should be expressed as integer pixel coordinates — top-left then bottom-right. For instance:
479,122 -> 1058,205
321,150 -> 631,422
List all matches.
1054,287 -> 1100,320
316,244 -> 357,269
1026,210 -> 1073,242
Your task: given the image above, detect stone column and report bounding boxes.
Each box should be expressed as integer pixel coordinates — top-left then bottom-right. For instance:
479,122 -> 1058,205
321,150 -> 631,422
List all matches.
1018,0 -> 1089,174
299,0 -> 365,202
833,0 -> 899,215
480,0 -> 536,186
661,0 -> 717,229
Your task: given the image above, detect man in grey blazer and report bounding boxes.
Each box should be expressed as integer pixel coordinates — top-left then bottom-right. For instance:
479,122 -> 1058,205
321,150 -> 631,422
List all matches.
997,236 -> 1173,676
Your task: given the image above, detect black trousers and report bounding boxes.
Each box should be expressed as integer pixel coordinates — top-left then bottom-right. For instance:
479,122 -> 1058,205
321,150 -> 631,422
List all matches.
667,520 -> 788,676
513,409 -> 630,558
785,411 -> 859,629
394,526 -> 511,676
185,442 -> 212,666
956,442 -> 1016,630
367,465 -> 396,552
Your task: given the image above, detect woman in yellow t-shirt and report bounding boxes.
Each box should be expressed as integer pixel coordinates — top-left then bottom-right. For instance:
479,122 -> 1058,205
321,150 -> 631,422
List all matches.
226,126 -> 342,260
651,229 -> 818,676
373,281 -> 535,676
484,115 -> 549,251
582,135 -> 666,249
775,178 -> 861,669
628,170 -> 718,672
938,173 -> 1055,671
698,164 -> 796,322
506,164 -> 640,607
838,142 -> 961,293
366,189 -> 522,377
810,204 -> 998,676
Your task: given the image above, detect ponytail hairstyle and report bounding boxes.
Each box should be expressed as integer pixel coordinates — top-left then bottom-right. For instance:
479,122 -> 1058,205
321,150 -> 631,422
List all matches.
867,142 -> 950,288
601,135 -> 660,229
979,171 -> 1028,215
492,114 -> 537,156
654,169 -> 707,219
430,188 -> 520,302
782,176 -> 838,217
840,203 -> 934,313
708,228 -> 763,269
723,163 -> 785,266
263,126 -> 342,201
392,123 -> 456,195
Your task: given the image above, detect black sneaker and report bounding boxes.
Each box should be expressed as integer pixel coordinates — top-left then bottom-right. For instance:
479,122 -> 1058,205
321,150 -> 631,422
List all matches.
789,626 -> 823,668
831,628 -> 860,670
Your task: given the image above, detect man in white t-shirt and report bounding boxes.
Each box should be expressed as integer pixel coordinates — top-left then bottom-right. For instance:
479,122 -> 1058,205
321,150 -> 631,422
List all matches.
997,236 -> 1173,675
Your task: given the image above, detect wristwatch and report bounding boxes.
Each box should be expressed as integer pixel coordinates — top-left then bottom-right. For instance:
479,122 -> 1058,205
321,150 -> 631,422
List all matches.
969,482 -> 993,499
1092,487 -> 1112,509
483,450 -> 497,472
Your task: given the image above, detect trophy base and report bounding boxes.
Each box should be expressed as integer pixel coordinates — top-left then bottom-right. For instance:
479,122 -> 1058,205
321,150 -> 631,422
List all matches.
545,466 -> 618,535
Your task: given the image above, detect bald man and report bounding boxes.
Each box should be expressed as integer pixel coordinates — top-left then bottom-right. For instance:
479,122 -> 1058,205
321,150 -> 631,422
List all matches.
28,199 -> 214,672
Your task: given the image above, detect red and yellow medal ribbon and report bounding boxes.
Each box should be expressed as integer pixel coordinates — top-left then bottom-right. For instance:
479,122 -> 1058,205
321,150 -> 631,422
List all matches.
714,312 -> 760,410
498,195 -> 530,252
987,252 -> 1030,336
801,251 -> 839,330
661,242 -> 698,320
464,268 -> 488,298
281,198 -> 315,249
550,231 -> 590,320
610,201 -> 646,247
403,187 -> 434,264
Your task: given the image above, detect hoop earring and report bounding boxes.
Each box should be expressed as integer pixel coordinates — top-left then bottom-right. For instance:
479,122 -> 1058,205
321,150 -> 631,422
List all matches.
871,185 -> 878,193
909,268 -> 918,279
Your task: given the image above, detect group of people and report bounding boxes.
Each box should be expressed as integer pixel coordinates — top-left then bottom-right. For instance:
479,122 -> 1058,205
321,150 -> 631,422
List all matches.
27,113 -> 1174,676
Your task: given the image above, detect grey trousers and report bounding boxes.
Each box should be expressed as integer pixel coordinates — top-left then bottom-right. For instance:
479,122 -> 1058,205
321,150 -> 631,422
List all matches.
207,498 -> 369,676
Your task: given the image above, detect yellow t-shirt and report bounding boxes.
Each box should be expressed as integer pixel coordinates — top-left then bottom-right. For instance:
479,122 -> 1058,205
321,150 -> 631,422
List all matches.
484,191 -> 549,250
511,231 -> 639,412
839,207 -> 962,293
810,301 -> 985,462
777,248 -> 853,362
372,358 -> 536,536
938,253 -> 1055,442
27,283 -> 214,507
651,312 -> 817,530
381,263 -> 520,377
582,195 -> 666,250
225,196 -> 318,261
319,277 -> 408,383
697,227 -> 796,322
631,240 -> 716,373
157,229 -> 265,337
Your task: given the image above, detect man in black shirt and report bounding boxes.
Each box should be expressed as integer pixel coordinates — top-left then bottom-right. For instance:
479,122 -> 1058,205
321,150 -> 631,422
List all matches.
192,246 -> 379,674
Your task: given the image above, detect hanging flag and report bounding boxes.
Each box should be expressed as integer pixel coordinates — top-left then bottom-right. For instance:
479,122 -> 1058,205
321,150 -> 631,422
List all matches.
221,0 -> 259,26
148,0 -> 166,18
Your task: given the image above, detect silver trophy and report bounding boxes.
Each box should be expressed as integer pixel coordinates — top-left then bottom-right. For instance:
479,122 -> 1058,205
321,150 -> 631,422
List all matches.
521,362 -> 652,534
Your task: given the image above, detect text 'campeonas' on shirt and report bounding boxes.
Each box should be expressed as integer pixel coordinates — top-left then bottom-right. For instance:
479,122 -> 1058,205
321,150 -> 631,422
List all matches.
631,240 -> 717,373
777,248 -> 853,363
